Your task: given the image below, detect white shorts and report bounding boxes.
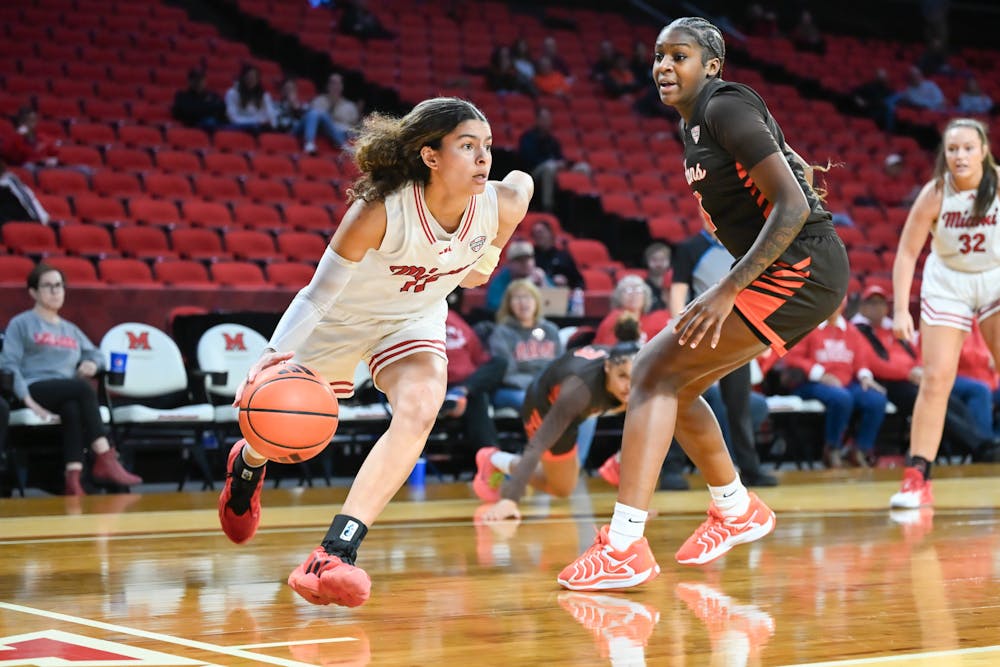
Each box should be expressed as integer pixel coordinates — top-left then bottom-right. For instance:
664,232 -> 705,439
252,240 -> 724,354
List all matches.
920,253 -> 1000,331
294,308 -> 447,398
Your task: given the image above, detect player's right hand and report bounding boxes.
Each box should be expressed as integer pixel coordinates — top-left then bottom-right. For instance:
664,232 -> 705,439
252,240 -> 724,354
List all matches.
232,350 -> 295,406
892,311 -> 915,342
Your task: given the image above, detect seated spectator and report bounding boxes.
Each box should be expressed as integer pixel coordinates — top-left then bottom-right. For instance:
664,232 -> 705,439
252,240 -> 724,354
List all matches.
602,54 -> 642,98
593,274 -> 670,346
897,66 -> 947,111
511,38 -> 536,81
224,64 -> 277,133
439,291 -> 507,461
540,36 -> 571,77
0,264 -> 142,495
530,218 -> 583,289
171,68 -> 227,130
783,299 -> 888,467
517,107 -> 587,212
954,321 -> 998,441
881,153 -> 922,207
628,40 -> 650,85
850,68 -> 893,126
534,56 -> 571,97
957,78 -> 993,115
486,45 -> 536,97
275,78 -> 348,154
589,40 -> 619,87
791,10 -> 825,54
851,286 -> 998,461
309,73 -> 360,151
744,3 -> 779,37
643,242 -> 672,311
340,0 -> 395,40
0,393 -> 7,474
485,239 -> 552,314
489,279 -> 563,412
916,37 -> 950,77
0,157 -> 49,224
0,107 -> 59,168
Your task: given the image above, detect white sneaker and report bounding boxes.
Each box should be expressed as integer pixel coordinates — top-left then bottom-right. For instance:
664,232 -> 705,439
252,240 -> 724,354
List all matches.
304,141 -> 317,154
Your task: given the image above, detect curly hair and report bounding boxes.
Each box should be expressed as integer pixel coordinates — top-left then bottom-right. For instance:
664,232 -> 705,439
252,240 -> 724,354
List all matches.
347,97 -> 488,203
933,118 -> 998,220
663,17 -> 726,76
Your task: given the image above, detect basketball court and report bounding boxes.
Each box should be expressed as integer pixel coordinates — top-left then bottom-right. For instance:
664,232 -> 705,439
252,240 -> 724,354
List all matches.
2,465 -> 999,666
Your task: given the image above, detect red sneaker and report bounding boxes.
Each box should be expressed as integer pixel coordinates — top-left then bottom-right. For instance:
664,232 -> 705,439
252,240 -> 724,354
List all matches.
473,447 -> 503,503
597,453 -> 620,487
218,441 -> 266,544
287,546 -> 371,607
91,449 -> 142,487
558,592 -> 660,659
557,525 -> 660,591
889,467 -> 933,509
64,469 -> 85,496
675,492 -> 775,565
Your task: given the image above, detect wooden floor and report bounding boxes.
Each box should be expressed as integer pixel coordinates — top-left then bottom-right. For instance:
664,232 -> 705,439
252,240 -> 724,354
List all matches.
2,465 -> 1000,666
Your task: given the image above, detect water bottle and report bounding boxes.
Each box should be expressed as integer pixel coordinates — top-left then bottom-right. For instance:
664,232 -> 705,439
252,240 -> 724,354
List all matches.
569,287 -> 585,316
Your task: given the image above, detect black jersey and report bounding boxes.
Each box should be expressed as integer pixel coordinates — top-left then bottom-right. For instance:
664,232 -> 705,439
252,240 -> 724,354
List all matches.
681,77 -> 833,258
523,346 -> 623,421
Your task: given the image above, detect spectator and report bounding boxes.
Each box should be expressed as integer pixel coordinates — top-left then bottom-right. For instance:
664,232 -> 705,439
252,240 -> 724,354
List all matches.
851,68 -> 893,126
783,298 -> 888,467
0,107 -> 59,167
589,40 -> 620,86
898,66 -> 947,111
0,157 -> 49,225
310,73 -> 361,148
340,0 -> 395,40
791,10 -> 825,54
534,56 -> 571,98
518,107 -> 574,212
954,321 -> 998,442
642,242 -> 672,311
0,393 -> 8,475
957,78 -> 993,115
486,45 -> 536,97
540,36 -> 571,77
602,54 -> 642,98
593,274 -> 670,346
485,239 -> 551,314
439,292 -> 508,460
489,279 -> 563,412
917,37 -> 950,76
171,68 -> 227,130
275,78 -> 348,154
851,285 -> 996,461
628,40 -> 650,86
530,218 -> 583,289
744,3 -> 779,37
0,263 -> 142,495
511,38 -> 536,81
224,64 -> 277,133
881,153 -> 923,207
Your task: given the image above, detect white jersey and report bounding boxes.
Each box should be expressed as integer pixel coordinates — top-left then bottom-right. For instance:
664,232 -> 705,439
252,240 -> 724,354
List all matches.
328,181 -> 500,321
931,177 -> 1000,272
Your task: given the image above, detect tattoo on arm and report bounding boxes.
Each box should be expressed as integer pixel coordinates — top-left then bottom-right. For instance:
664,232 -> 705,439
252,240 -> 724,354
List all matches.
727,204 -> 806,292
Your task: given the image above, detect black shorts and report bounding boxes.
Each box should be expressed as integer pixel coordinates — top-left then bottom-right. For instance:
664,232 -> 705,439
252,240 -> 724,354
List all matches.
521,394 -> 580,457
733,228 -> 849,356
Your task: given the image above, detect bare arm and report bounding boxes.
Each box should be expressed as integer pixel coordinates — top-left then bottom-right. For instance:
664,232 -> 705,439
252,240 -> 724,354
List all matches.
461,170 -> 534,288
892,180 -> 940,340
668,281 -> 690,318
328,197 -> 388,261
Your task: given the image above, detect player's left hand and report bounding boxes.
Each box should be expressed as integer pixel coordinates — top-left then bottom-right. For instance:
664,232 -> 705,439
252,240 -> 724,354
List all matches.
478,498 -> 521,522
77,360 -> 98,378
674,282 -> 737,349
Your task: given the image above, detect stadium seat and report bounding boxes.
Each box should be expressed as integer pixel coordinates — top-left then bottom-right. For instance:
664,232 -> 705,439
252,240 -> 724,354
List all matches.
114,225 -> 177,261
290,180 -> 339,205
91,171 -> 143,198
580,268 -> 615,291
181,200 -> 234,229
203,152 -> 250,176
259,133 -> 300,154
566,238 -> 612,269
283,204 -> 333,232
153,260 -> 215,287
243,177 -> 289,203
210,261 -> 267,287
36,195 -> 76,223
0,255 -> 35,285
266,261 -> 315,288
57,145 -> 104,169
170,228 -> 230,261
232,203 -> 283,231
195,323 -> 270,423
59,224 -> 119,258
193,175 -> 244,202
276,231 -> 327,263
68,122 -> 117,146
73,195 -> 127,225
98,258 -> 157,286
128,198 -> 182,228
224,229 -> 279,262
83,100 -> 131,122
212,130 -> 257,153
37,169 -> 90,196
297,156 -> 340,181
117,124 -> 164,148
2,222 -> 59,256
144,173 -> 194,200
165,127 -> 210,151
251,154 -> 297,179
36,96 -> 81,120
155,150 -> 202,174
45,256 -> 103,287
105,147 -> 154,172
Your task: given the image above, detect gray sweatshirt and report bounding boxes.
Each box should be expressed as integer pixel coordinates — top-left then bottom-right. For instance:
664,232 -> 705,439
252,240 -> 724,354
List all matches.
0,310 -> 103,400
488,317 -> 563,390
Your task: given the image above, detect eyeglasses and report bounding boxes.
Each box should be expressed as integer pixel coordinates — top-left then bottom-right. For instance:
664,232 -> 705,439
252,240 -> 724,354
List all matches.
37,282 -> 64,292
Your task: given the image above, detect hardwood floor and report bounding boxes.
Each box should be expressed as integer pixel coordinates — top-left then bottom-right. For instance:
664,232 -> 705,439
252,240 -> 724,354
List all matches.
1,465 -> 999,666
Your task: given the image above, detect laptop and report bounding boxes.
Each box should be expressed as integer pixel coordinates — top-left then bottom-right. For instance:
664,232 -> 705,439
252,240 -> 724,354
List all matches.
539,286 -> 570,317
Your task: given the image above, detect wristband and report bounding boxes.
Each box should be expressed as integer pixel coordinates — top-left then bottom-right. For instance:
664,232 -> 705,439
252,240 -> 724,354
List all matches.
473,245 -> 501,276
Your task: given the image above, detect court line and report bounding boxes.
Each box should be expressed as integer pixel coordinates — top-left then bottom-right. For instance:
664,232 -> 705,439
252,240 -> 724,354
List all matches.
235,637 -> 358,649
0,601 -> 322,667
784,644 -> 1000,666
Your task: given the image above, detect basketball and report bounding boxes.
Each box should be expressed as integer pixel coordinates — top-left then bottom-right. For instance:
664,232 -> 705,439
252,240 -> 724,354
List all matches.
238,363 -> 339,464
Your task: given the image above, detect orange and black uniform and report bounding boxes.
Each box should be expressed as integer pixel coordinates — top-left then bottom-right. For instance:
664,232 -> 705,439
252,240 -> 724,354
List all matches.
501,347 -> 624,502
682,77 -> 849,354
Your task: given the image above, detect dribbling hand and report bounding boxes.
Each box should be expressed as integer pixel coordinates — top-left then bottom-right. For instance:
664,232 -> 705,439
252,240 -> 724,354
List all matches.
232,350 -> 296,406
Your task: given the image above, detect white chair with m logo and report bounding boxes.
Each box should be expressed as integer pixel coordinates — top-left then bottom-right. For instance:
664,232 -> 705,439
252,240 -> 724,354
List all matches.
99,322 -> 216,490
195,323 -> 269,424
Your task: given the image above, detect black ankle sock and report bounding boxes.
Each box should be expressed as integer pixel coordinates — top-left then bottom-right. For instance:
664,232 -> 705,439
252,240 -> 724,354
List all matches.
321,514 -> 368,565
226,450 -> 265,515
909,455 -> 932,480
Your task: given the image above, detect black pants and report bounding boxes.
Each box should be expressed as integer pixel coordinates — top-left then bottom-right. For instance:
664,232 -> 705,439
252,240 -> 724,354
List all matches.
719,364 -> 765,477
456,356 -> 508,447
29,378 -> 107,465
0,395 -> 9,458
883,380 -> 987,455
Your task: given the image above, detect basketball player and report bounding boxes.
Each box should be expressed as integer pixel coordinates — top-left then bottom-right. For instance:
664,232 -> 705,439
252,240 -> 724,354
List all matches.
890,118 -> 1000,509
558,17 -> 849,591
474,317 -> 640,522
218,97 -> 533,607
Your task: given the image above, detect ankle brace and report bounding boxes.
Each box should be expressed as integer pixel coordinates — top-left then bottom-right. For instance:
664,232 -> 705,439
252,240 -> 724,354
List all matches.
321,514 -> 369,565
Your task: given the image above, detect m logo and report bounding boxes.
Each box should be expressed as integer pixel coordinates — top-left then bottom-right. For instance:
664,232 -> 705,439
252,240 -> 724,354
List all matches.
222,333 -> 246,351
691,125 -> 700,144
126,331 -> 151,351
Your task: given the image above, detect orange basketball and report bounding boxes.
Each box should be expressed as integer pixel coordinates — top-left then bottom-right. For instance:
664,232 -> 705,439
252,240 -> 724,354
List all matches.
238,363 -> 339,464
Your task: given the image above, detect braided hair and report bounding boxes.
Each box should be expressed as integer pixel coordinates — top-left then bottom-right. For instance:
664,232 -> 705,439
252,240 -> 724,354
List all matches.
664,17 -> 726,77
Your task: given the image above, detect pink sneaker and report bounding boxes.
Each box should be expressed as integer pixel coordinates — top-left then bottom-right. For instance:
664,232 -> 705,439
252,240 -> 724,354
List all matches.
675,492 -> 776,565
473,447 -> 503,502
597,454 -> 620,487
557,525 -> 660,591
287,546 -> 371,607
889,467 -> 933,509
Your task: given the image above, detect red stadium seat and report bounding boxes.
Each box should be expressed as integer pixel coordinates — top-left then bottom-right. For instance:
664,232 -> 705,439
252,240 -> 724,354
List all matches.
243,177 -> 289,203
297,156 -> 340,181
193,175 -> 244,202
68,122 -> 117,145
170,228 -> 230,261
153,260 -> 215,287
213,130 -> 257,153
266,261 -> 315,288
105,147 -> 154,172
155,150 -> 202,174
181,200 -> 234,229
36,195 -> 76,223
117,125 -> 164,148
232,203 -> 282,231
114,225 -> 177,260
57,145 -> 104,170
251,154 -> 297,179
91,171 -> 143,198
224,229 -> 279,261
37,169 -> 90,196
59,224 -> 119,258
581,268 -> 615,291
276,231 -> 327,263
566,238 -> 612,269
45,256 -> 102,287
259,133 -> 300,154
203,152 -> 250,176
290,180 -> 339,205
73,195 -> 127,225
82,100 -> 131,122
210,261 -> 267,287
128,198 -> 182,227
36,96 -> 81,120
98,258 -> 157,286
0,255 -> 36,285
129,102 -> 173,125
144,173 -> 193,199
2,222 -> 59,256
166,127 -> 210,151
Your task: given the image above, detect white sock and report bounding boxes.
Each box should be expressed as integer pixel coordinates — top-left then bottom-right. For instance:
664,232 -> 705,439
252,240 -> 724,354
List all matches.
66,462 -> 84,472
709,477 -> 750,517
608,502 -> 648,551
490,451 -> 518,474
92,440 -> 110,455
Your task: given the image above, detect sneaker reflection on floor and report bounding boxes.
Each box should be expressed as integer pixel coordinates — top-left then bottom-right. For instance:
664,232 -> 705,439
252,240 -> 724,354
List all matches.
675,581 -> 775,665
558,592 -> 660,665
